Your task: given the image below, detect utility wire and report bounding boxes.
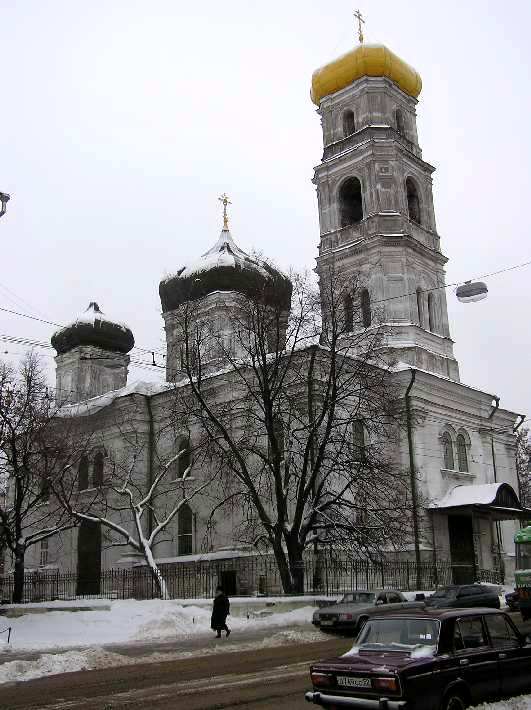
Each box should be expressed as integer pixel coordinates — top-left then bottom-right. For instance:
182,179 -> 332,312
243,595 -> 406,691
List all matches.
0,306 -> 164,358
1,256 -> 530,368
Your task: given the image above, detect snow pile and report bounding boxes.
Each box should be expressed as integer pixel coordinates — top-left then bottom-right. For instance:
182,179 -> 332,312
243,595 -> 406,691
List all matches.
1,599 -> 314,652
474,696 -> 531,710
0,647 -> 137,684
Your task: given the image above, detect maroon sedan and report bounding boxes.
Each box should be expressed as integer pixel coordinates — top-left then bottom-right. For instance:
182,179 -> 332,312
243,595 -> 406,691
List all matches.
305,608 -> 531,710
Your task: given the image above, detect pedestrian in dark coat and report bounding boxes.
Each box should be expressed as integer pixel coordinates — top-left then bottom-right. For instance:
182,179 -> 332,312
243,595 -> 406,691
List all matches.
211,586 -> 231,638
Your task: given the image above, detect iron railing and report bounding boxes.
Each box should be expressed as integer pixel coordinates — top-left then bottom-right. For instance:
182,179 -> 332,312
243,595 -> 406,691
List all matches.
0,555 -> 503,604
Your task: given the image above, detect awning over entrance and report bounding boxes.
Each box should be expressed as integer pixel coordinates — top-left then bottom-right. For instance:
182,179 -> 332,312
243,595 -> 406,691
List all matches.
429,482 -> 531,521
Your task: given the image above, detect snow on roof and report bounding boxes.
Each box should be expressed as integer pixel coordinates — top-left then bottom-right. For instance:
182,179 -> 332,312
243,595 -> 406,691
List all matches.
430,483 -> 511,510
162,228 -> 270,282
145,549 -> 259,566
57,380 -> 173,418
53,302 -> 131,337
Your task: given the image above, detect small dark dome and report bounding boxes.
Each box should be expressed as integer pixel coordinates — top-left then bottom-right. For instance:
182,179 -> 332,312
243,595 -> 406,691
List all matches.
159,229 -> 292,313
51,302 -> 135,355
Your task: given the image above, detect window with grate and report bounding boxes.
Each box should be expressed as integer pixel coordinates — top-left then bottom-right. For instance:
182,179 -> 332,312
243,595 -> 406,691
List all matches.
93,452 -> 104,487
457,434 -> 469,473
361,289 -> 371,328
344,294 -> 354,332
441,433 -> 454,470
178,503 -> 193,555
353,420 -> 366,462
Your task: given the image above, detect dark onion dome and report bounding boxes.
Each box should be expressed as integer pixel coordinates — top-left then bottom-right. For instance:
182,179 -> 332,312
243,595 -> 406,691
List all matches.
51,302 -> 135,355
159,228 -> 292,313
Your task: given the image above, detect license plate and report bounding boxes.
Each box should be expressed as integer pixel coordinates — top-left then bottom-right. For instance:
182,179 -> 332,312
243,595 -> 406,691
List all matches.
320,620 -> 335,626
337,676 -> 372,688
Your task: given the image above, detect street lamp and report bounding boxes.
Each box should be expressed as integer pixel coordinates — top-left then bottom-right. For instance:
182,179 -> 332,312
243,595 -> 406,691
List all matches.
0,192 -> 10,219
456,280 -> 488,303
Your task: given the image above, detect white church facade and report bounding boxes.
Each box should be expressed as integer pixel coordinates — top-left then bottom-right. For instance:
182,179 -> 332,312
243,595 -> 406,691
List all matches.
11,40 -> 528,592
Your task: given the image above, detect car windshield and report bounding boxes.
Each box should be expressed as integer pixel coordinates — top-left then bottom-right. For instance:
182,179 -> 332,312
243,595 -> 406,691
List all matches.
356,618 -> 439,652
431,588 -> 456,599
341,592 -> 375,604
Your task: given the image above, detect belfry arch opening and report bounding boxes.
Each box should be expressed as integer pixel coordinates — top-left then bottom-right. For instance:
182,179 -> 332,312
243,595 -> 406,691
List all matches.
342,109 -> 355,137
395,108 -> 406,135
338,177 -> 363,227
406,178 -> 422,225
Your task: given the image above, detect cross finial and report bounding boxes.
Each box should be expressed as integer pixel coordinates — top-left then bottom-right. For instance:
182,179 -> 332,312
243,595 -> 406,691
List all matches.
354,9 -> 365,44
218,193 -> 231,230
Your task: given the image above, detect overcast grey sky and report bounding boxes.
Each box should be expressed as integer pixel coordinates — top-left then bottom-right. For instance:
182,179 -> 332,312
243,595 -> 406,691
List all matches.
1,0 -> 530,416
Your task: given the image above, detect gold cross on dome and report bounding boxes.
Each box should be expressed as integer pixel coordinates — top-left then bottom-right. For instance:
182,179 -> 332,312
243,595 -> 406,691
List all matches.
218,193 -> 231,230
354,9 -> 365,44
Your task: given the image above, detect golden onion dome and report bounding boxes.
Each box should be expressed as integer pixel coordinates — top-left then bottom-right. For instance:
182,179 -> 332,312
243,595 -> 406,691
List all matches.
311,43 -> 422,106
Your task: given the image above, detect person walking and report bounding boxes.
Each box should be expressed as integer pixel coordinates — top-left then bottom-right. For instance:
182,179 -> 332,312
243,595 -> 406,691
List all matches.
211,585 -> 231,638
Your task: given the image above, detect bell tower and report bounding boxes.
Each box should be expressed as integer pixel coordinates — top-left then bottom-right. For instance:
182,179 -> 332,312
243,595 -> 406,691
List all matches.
311,41 -> 459,381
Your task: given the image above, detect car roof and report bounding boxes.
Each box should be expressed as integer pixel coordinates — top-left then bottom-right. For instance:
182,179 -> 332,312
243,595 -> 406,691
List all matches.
368,607 -> 505,621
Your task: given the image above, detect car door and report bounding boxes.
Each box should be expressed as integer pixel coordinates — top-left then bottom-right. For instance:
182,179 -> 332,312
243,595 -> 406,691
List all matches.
451,615 -> 500,703
484,613 -> 531,696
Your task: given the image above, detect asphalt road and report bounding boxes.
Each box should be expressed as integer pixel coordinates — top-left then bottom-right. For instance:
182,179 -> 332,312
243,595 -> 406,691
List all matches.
2,613 -> 530,710
0,633 -> 350,710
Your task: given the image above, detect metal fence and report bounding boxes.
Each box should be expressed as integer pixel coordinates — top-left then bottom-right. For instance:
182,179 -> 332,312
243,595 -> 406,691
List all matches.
0,555 -> 503,604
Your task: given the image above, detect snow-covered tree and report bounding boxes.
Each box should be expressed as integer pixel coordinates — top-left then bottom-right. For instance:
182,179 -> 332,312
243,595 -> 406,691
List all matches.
516,427 -> 531,509
0,353 -> 92,603
54,423 -> 213,599
172,268 -> 412,594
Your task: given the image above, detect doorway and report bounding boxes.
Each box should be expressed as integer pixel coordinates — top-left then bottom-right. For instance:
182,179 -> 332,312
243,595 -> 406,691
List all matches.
448,515 -> 475,584
76,521 -> 102,596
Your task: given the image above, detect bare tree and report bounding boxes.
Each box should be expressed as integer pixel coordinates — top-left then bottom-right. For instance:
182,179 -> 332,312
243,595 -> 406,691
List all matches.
516,427 -> 531,509
171,267 -> 412,593
54,413 -> 214,599
0,353 -> 91,603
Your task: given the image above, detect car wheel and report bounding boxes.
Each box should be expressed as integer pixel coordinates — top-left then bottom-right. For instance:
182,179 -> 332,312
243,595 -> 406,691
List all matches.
442,693 -> 467,710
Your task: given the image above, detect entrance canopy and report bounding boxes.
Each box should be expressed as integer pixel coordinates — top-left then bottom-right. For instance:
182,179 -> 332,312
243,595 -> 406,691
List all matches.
430,482 -> 531,521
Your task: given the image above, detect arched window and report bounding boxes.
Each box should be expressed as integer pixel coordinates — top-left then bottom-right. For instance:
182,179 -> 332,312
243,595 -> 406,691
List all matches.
342,109 -> 355,137
178,503 -> 193,555
416,288 -> 424,327
395,108 -> 405,135
361,289 -> 371,328
406,178 -> 421,225
353,420 -> 366,462
339,177 -> 363,227
441,433 -> 454,470
78,456 -> 89,491
344,294 -> 354,332
457,434 -> 469,473
177,438 -> 191,478
93,452 -> 104,487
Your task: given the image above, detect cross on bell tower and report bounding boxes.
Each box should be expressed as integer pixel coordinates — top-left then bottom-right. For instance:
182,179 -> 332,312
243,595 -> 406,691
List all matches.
354,9 -> 365,44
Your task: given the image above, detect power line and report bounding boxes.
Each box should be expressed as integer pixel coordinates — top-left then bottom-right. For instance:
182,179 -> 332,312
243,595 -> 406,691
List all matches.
0,306 -> 164,358
0,334 -> 165,372
370,258 -> 531,308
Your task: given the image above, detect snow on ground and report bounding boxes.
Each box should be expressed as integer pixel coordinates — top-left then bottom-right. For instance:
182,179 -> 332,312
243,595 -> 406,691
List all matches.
0,599 -> 315,653
474,696 -> 531,710
0,627 -> 322,685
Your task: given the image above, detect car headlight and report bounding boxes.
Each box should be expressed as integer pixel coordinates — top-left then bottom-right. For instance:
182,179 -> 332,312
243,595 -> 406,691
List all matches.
339,613 -> 353,621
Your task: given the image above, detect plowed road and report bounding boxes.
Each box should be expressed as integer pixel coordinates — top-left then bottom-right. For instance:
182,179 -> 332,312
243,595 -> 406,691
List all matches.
0,635 -> 350,710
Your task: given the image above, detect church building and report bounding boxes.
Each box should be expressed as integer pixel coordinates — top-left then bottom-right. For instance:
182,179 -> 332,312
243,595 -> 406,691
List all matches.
12,35 -> 527,592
